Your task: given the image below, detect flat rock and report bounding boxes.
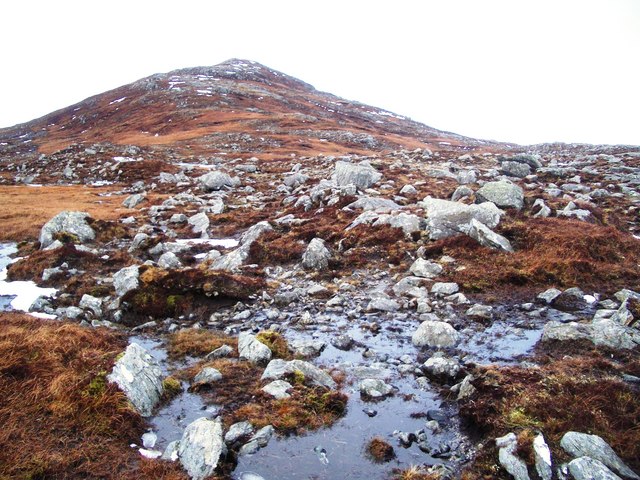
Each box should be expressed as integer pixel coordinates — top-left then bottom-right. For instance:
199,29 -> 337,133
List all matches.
420,197 -> 503,240
333,161 -> 382,189
261,359 -> 336,389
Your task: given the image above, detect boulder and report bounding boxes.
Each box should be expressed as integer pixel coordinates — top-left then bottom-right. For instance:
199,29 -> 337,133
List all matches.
345,196 -> 400,211
39,211 -> 95,249
462,218 -> 514,252
501,161 -> 531,178
198,171 -> 239,191
359,378 -> 394,398
420,197 -> 503,240
188,212 -> 210,236
107,343 -> 164,417
224,421 -> 254,444
333,161 -> 382,189
301,238 -> 331,270
496,432 -> 531,480
412,320 -> 460,348
366,293 -> 400,312
261,359 -> 336,389
158,251 -> 182,269
431,282 -> 459,296
410,258 -> 443,278
122,193 -> 147,209
542,321 -> 592,342
476,181 -> 524,210
568,457 -> 623,480
113,265 -> 140,298
178,417 -> 226,480
423,352 -> 461,379
192,367 -> 222,388
238,332 -> 272,365
533,433 -> 553,480
560,431 -> 639,479
79,294 -> 102,318
591,318 -> 640,350
262,380 -> 293,400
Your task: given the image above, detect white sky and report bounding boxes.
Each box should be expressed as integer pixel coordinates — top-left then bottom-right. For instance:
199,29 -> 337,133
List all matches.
1,0 -> 639,145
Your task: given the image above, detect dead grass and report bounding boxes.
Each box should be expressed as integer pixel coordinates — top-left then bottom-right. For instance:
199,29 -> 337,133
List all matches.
459,344 -> 640,479
366,437 -> 395,463
0,313 -> 161,479
391,465 -> 441,480
423,216 -> 640,294
167,329 -> 238,359
0,185 -> 128,242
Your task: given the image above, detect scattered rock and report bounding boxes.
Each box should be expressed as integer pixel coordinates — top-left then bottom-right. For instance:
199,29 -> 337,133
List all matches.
359,378 -> 394,398
431,282 -> 459,296
423,352 -> 461,380
178,417 -> 226,480
476,181 -> 524,210
198,171 -> 239,191
496,432 -> 531,480
410,258 -> 443,278
333,160 -> 382,189
123,193 -> 147,209
568,457 -> 623,480
301,238 -> 331,270
225,421 -> 254,444
238,332 -> 272,365
113,265 -> 140,298
262,380 -> 293,399
533,433 -> 553,480
420,197 -> 503,240
107,343 -> 163,417
462,218 -> 514,252
412,320 -> 460,348
366,293 -> 400,312
39,211 -> 95,249
192,367 -> 223,388
158,251 -> 182,269
261,359 -> 336,389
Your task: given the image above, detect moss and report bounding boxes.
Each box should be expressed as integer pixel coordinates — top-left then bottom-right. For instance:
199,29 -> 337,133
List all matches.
83,371 -> 107,398
53,231 -> 81,245
162,376 -> 183,400
256,331 -> 290,359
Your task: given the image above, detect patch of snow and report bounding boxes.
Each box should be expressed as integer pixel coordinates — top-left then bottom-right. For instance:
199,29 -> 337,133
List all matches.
113,156 -> 138,163
109,97 -> 127,105
0,280 -> 56,313
90,180 -> 114,187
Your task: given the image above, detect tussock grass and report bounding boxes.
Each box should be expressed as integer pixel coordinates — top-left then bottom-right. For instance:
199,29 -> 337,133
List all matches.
167,329 -> 237,359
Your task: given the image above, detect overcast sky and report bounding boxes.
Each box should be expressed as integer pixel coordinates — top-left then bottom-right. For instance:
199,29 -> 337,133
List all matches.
2,0 -> 639,145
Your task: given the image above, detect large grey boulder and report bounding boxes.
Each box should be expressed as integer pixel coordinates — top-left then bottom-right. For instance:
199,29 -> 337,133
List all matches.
198,171 -> 239,191
113,265 -> 140,298
496,432 -> 531,480
568,457 -> 623,480
476,181 -> 525,210
359,378 -> 394,398
261,359 -> 336,389
501,161 -> 532,178
542,321 -> 592,342
420,197 -> 503,240
462,218 -> 514,252
178,417 -> 226,480
333,161 -> 382,189
412,320 -> 460,348
591,318 -> 640,350
238,332 -> 272,365
560,432 -> 639,479
107,343 -> 164,417
188,212 -> 210,236
301,238 -> 331,270
39,211 -> 95,249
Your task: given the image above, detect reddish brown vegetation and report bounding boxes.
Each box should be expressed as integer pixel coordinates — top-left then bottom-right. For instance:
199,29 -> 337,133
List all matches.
366,437 -> 396,463
0,313 -> 160,479
459,343 -> 640,479
0,185 -> 128,242
424,217 -> 640,294
167,329 -> 238,359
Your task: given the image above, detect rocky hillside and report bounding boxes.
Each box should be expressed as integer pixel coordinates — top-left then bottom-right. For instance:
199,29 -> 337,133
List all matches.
0,59 -> 638,480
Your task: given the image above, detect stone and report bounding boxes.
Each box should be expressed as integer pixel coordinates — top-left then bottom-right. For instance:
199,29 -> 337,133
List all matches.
359,378 -> 394,398
420,197 -> 503,240
250,425 -> 275,448
113,265 -> 140,298
262,380 -> 293,399
463,218 -> 514,252
366,293 -> 400,312
301,238 -> 331,270
591,318 -> 640,350
476,181 -> 525,210
496,432 -> 531,480
261,359 -> 336,389
198,171 -> 239,191
533,198 -> 552,218
129,232 -> 151,252
456,374 -> 476,400
331,334 -> 354,350
79,294 -> 102,318
238,332 -> 272,365
161,440 -> 180,461
568,457 -> 623,480
122,193 -> 147,209
423,352 -> 461,379
533,433 -> 553,480
211,221 -> 272,271
538,288 -> 562,304
178,417 -> 226,480
553,287 -> 588,312
373,212 -> 422,236
542,321 -> 592,342
400,184 -> 417,195
289,339 -> 326,357
224,421 -> 254,444
560,431 -> 639,479
451,185 -> 474,202
333,160 -> 382,189
410,258 -> 443,278
501,161 -> 532,178
107,343 -> 163,417
192,367 -> 222,388
431,282 -> 459,296
504,153 -> 543,170
345,196 -> 400,211
205,345 -> 234,360
284,172 -> 308,188
158,251 -> 182,269
412,320 -> 460,348
39,211 -> 95,249
188,212 -> 210,236
466,304 -> 493,320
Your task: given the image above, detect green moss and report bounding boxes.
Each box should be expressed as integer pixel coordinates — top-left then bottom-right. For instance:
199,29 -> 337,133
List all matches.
84,371 -> 107,398
115,351 -> 125,362
53,231 -> 81,245
162,376 -> 183,400
166,294 -> 183,310
256,331 -> 290,359
506,406 -> 543,429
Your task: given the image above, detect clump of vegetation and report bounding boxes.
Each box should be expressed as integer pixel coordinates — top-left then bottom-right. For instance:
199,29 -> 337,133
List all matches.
392,465 -> 441,480
256,330 -> 291,359
366,436 -> 395,463
459,343 -> 640,478
162,376 -> 183,400
7,243 -> 102,282
167,329 -> 237,359
0,312 -> 150,478
423,216 -> 640,294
